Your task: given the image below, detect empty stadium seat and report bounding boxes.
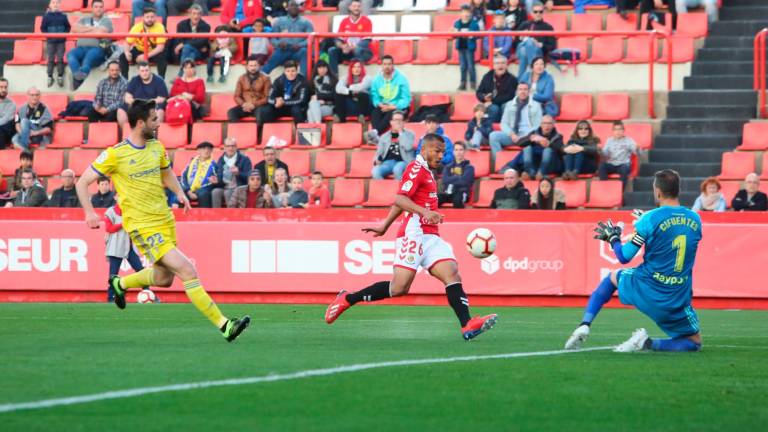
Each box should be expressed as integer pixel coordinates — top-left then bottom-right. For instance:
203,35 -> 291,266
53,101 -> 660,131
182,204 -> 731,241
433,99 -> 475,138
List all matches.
331,178 -> 365,206
172,150 -> 196,176
59,0 -> 82,12
433,14 -> 457,32
558,180 -> 588,208
260,123 -> 293,148
623,37 -> 658,63
492,151 -> 520,175
412,0 -> 447,11
0,149 -> 22,175
739,123 -> 768,150
401,14 -> 432,33
606,13 -> 638,33
67,149 -> 99,176
413,39 -> 449,65
347,150 -> 376,177
464,150 -> 490,177
718,181 -> 741,207
593,93 -> 630,121
8,40 -> 43,65
191,123 -> 222,148
557,94 -> 593,121
543,14 -> 568,32
762,153 -> 768,179
48,123 -> 83,149
33,150 -> 64,176
314,151 -> 347,178
441,123 -> 466,143
205,94 -> 238,121
328,123 -> 363,149
378,0 -> 413,11
278,150 -> 310,175
450,93 -> 478,121
405,122 -> 428,139
676,13 -> 708,38
158,124 -> 188,149
557,37 -> 589,55
474,179 -> 503,207
587,37 -> 625,64
659,36 -> 695,63
225,123 -> 258,148
624,123 -> 653,150
41,94 -> 68,119
84,123 -> 119,149
571,13 -> 603,33
305,14 -> 329,33
584,180 -> 623,208
9,93 -> 27,108
382,40 -> 414,64
719,152 -> 755,180
420,94 -> 451,107
591,122 -> 613,143
369,15 -> 397,33
363,179 -> 398,206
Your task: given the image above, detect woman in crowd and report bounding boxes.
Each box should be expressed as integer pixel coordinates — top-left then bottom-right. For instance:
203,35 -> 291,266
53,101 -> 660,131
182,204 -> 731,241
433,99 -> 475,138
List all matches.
692,177 -> 726,212
562,120 -> 599,180
333,60 -> 372,122
270,167 -> 292,208
308,60 -> 337,123
532,177 -> 566,209
169,59 -> 208,121
519,56 -> 559,117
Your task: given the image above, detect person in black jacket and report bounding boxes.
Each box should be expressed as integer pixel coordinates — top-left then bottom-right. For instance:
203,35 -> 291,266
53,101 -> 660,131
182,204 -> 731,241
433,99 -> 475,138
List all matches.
732,173 -> 768,212
91,176 -> 116,208
491,168 -> 531,209
46,169 -> 81,208
517,114 -> 563,180
170,5 -> 211,74
563,120 -> 600,180
307,60 -> 337,123
476,55 -> 518,122
253,146 -> 290,187
258,60 -> 309,124
212,137 -> 253,207
438,142 -> 475,209
514,2 -> 556,76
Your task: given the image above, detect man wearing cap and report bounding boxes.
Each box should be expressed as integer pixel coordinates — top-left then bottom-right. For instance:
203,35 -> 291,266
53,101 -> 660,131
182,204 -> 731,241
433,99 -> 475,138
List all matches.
181,141 -> 218,208
228,170 -> 274,208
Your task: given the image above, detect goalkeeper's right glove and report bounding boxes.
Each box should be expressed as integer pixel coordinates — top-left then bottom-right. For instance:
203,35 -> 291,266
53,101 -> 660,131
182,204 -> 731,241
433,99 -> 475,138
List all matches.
593,219 -> 622,245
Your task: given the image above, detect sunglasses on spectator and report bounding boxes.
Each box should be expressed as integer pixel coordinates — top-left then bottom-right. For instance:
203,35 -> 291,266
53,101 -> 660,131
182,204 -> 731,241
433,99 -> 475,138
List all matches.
532,10 -> 544,14
541,121 -> 554,125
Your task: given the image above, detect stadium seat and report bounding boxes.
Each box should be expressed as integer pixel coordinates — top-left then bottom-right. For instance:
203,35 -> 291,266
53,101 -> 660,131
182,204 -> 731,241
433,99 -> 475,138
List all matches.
543,14 -> 568,32
363,179 -> 398,206
191,123 -> 222,148
382,40 -> 414,64
328,123 -> 363,149
32,150 -> 64,176
762,153 -> 768,179
659,37 -> 695,63
719,181 -> 741,207
67,149 -> 99,176
433,14 -> 458,32
48,123 -> 84,149
623,37 -> 658,63
441,123 -> 466,143
9,93 -> 27,108
557,180 -> 588,208
378,0 -> 413,11
314,151 -> 347,178
369,15 -> 397,33
591,122 -> 613,143
718,152 -> 755,180
557,94 -> 593,121
111,14 -> 130,34
158,124 -> 188,149
474,179 -> 503,207
587,37 -> 625,64
557,122 -> 576,140
83,123 -> 118,149
492,151 -> 520,175
412,0 -> 447,11
606,13 -> 638,33
305,14 -> 329,33
571,13 -> 603,33
347,150 -> 376,177
464,150 -> 490,177
331,178 -> 365,206
556,37 -> 589,55
205,94 -> 238,121
584,180 -> 623,208
225,123 -> 258,149
401,14 -> 432,33
593,93 -> 630,121
172,150 -> 196,176
420,94 -> 451,107
278,150 -> 310,175
405,122 -> 428,139
739,122 -> 768,150
450,93 -> 478,121
0,149 -> 22,175
59,0 -> 82,12
7,40 -> 43,65
413,39 -> 449,65
41,94 -> 68,119
676,13 -> 708,38
622,123 -> 652,150
260,123 -> 293,148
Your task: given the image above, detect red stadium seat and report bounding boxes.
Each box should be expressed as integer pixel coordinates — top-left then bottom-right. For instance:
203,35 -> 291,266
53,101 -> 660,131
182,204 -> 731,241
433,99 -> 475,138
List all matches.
9,93 -> 27,108
464,150 -> 490,177
606,13 -> 638,33
172,150 -> 196,176
676,13 -> 708,38
571,14 -> 603,33
382,40 -> 414,64
556,36 -> 588,54
433,14 -> 458,32
33,150 -> 64,176
557,93 -> 593,121
278,150 -> 310,175
305,14 -> 329,33
492,151 -> 520,175
718,152 -> 755,180
73,93 -> 95,101
0,149 -> 22,175
584,180 -> 623,208
739,123 -> 768,150
659,37 -> 695,63
363,179 -> 398,206
587,37 -> 625,64
225,123 -> 258,149
111,14 -> 130,34
59,0 -> 82,12
260,123 -> 294,147
441,122 -> 466,143
314,151 -> 347,178
158,123 -> 188,149
474,179 -> 503,207
48,123 -> 83,149
41,94 -> 68,120
593,93 -> 630,121
8,40 -> 43,65
347,150 -> 376,177
67,149 -> 100,176
762,153 -> 768,179
450,93 -> 478,121
557,180 -> 588,208
405,122 -> 428,139
624,123 -> 653,150
543,13 -> 568,32
331,178 -> 365,206
719,181 -> 741,207
205,94 -> 239,121
191,123 -> 222,148
623,37 -> 658,63
591,122 -> 613,144
557,122 -> 576,141
420,93 -> 451,107
328,123 -> 363,149
84,123 -> 119,149
413,39 -> 449,65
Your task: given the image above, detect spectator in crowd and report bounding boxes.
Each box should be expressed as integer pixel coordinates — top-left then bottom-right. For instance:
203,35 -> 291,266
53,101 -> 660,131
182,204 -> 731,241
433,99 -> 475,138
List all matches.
248,19 -> 271,65
515,2 -> 556,76
438,141 -> 475,208
454,5 -> 481,91
476,55 -> 518,123
132,0 -> 167,20
227,170 -> 274,208
562,120 -> 599,180
11,151 -> 36,193
41,0 -> 70,88
334,60 -> 372,122
732,173 -> 768,212
339,0 -> 374,15
13,87 -> 54,151
469,0 -> 487,30
328,0 -> 373,75
4,169 -> 47,208
484,10 -> 514,59
504,0 -> 528,29
370,55 -> 412,134
46,169 -> 80,207
0,78 -> 16,149
465,103 -> 493,150
212,137 -> 252,207
572,1 -> 613,14
167,0 -> 210,15
307,60 -> 337,123
270,167 -> 292,207
171,5 -> 211,73
532,177 -> 565,209
124,62 -> 168,123
260,60 -> 310,124
417,115 -> 455,166
598,121 -> 637,188
519,56 -> 558,117
490,168 -> 531,209
254,146 -> 289,185
120,7 -> 167,79
263,0 -> 288,24
221,0 -> 264,30
691,177 -> 726,212
103,200 -> 149,302
489,82 -> 542,157
616,1 -> 676,30
207,25 -> 239,83
307,171 -> 331,208
68,0 -> 113,90
227,54 -> 271,122
287,175 -> 309,208
372,111 -> 415,180
91,176 -> 116,208
0,168 -> 7,206
90,61 -> 128,124
676,0 -> 717,23
262,2 -> 313,75
516,114 -> 563,180
181,141 -> 218,208
170,60 -> 208,121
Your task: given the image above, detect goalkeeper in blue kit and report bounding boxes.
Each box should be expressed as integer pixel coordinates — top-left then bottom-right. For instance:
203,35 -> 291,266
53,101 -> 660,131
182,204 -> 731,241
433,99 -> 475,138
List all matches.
565,169 -> 703,353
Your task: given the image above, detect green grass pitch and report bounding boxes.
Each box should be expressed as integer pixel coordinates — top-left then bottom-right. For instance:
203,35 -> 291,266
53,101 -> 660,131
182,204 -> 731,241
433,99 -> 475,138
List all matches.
1,303 -> 766,431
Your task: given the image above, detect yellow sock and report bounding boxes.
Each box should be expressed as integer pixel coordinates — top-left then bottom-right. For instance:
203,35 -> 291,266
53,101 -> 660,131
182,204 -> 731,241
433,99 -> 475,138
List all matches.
121,268 -> 154,290
184,279 -> 228,329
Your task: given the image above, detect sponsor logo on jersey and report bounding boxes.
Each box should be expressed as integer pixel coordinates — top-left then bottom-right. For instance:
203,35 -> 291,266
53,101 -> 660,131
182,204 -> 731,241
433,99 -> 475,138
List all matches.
401,180 -> 413,192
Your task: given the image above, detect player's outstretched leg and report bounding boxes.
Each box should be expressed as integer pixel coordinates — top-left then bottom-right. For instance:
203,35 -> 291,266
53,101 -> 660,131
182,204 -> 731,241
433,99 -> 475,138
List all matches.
565,271 -> 618,350
615,329 -> 702,353
430,261 -> 497,341
325,268 -> 417,324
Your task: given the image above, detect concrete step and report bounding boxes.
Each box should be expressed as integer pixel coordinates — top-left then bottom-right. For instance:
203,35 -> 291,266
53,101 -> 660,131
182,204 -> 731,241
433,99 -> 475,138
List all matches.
661,119 -> 746,135
727,0 -> 768,5
639,162 -> 721,178
666,105 -> 756,119
634,177 -> 711,192
709,21 -> 767,36
691,61 -> 757,76
653,134 -> 740,149
696,48 -> 754,62
684,75 -> 755,90
648,148 -> 727,164
704,37 -> 755,49
720,6 -> 768,20
623,190 -> 700,209
668,90 -> 756,106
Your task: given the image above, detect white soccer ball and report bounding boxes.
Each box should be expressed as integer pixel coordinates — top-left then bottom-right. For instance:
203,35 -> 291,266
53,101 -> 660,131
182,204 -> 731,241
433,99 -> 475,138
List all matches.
466,228 -> 497,259
136,290 -> 157,304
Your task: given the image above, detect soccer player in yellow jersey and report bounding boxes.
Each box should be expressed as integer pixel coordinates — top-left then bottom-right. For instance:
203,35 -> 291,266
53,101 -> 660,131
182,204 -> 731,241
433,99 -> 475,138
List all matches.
75,100 -> 250,342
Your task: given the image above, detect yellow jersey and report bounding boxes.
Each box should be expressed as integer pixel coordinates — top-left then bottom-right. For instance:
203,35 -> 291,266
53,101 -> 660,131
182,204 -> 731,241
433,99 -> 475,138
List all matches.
91,139 -> 174,232
126,22 -> 167,52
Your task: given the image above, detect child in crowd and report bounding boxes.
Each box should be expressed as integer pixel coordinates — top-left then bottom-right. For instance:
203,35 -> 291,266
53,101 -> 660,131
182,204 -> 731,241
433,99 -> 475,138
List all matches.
287,175 -> 309,208
207,25 -> 239,83
454,5 -> 481,90
41,0 -> 71,88
248,19 -> 270,66
103,201 -> 154,302
307,171 -> 331,208
465,103 -> 493,150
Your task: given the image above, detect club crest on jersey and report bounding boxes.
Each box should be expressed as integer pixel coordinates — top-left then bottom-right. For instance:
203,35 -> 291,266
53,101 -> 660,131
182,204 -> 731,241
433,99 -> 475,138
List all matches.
95,150 -> 108,164
401,180 -> 413,192
405,255 -> 416,265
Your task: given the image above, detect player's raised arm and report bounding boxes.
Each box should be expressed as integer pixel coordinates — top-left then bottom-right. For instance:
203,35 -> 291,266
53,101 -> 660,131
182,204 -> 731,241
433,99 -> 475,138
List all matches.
161,167 -> 191,213
593,218 -> 643,264
395,194 -> 443,225
76,167 -> 103,229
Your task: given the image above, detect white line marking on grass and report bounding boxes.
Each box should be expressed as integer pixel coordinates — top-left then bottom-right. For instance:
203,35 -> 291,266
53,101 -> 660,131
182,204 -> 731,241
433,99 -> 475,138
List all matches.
0,346 -> 611,414
709,344 -> 768,350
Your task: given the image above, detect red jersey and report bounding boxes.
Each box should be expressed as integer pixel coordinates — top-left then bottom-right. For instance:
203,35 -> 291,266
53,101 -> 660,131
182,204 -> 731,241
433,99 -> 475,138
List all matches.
337,16 -> 376,57
396,155 -> 439,237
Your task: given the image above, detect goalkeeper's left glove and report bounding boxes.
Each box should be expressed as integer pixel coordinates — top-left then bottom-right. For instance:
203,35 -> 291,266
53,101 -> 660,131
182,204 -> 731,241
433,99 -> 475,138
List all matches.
593,219 -> 622,245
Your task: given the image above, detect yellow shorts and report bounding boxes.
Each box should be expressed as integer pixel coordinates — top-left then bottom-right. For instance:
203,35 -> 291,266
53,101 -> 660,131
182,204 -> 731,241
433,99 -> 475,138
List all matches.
129,224 -> 177,263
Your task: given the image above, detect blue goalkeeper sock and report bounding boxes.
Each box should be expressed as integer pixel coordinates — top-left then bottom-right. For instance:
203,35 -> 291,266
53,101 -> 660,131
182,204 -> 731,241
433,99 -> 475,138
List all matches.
580,276 -> 617,326
651,337 -> 701,352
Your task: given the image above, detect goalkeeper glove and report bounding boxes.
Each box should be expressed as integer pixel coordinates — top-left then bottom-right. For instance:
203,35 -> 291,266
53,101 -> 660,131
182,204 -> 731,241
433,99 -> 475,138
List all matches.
593,219 -> 622,245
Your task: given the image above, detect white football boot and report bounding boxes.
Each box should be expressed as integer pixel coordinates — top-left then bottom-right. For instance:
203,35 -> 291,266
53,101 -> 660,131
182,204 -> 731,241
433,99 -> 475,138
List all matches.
614,328 -> 650,353
564,324 -> 590,350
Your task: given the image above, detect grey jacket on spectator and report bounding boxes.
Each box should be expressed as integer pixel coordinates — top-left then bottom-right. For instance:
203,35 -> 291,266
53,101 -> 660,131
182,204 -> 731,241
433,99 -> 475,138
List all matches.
374,129 -> 416,164
335,75 -> 373,95
74,14 -> 113,48
12,185 -> 47,207
270,15 -> 314,49
500,97 -> 542,137
601,136 -> 637,166
0,98 -> 16,125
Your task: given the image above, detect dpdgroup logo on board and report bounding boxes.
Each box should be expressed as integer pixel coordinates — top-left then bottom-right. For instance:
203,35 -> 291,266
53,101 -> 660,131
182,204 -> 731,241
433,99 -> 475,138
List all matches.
0,238 -> 89,272
480,255 -> 564,276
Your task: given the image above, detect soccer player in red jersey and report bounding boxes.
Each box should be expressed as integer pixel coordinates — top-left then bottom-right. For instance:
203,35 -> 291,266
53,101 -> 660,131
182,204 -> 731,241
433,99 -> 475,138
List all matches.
325,133 -> 498,340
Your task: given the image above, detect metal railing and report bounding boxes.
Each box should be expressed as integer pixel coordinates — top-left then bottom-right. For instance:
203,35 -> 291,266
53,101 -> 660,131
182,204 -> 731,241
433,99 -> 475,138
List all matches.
753,28 -> 767,119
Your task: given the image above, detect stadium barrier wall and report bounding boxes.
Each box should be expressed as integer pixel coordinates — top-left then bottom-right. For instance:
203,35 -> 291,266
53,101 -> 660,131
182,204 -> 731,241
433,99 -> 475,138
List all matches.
1,209 -> 767,309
